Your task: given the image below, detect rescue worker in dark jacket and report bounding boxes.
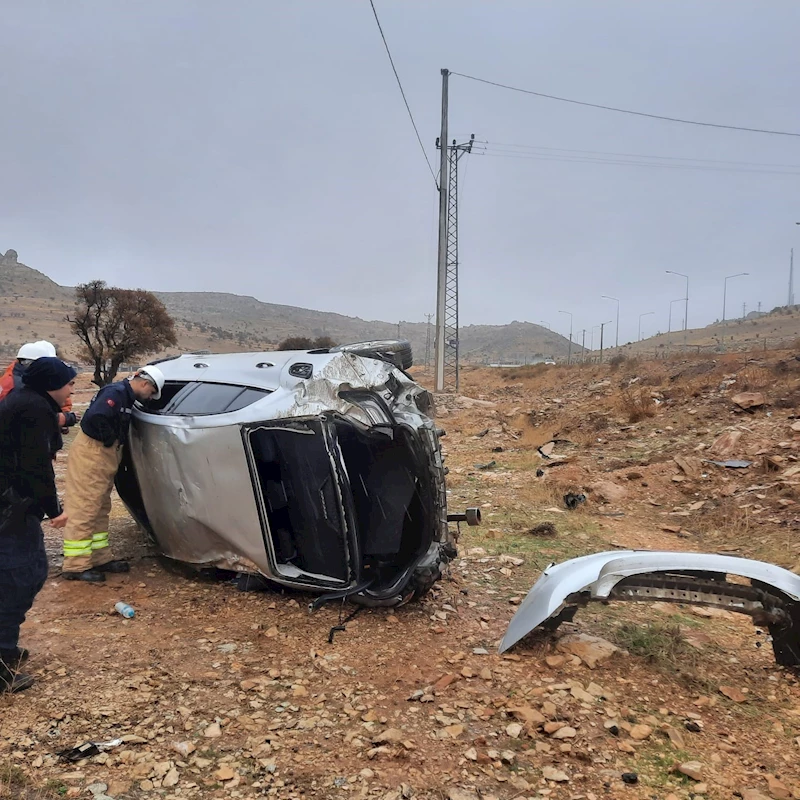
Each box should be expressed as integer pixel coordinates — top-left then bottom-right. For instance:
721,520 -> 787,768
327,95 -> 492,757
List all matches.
62,366 -> 164,582
0,357 -> 75,693
0,341 -> 79,435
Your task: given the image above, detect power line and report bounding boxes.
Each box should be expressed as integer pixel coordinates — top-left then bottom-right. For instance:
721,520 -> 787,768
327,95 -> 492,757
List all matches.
450,71 -> 800,138
471,146 -> 800,176
368,0 -> 439,187
479,141 -> 800,170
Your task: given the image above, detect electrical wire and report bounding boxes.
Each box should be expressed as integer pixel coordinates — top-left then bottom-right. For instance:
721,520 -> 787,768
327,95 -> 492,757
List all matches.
368,0 -> 439,188
471,148 -> 800,176
478,141 -> 800,170
468,142 -> 800,176
450,71 -> 800,138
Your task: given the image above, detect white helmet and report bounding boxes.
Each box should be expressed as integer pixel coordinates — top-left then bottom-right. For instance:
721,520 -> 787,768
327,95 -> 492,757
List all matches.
133,365 -> 165,400
17,340 -> 57,360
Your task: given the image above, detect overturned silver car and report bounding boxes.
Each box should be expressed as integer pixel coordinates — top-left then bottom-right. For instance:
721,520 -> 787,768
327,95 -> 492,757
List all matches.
500,550 -> 800,668
116,342 -> 478,607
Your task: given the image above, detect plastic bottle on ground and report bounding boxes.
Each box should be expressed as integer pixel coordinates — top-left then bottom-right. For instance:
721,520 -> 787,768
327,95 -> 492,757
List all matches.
114,602 -> 135,619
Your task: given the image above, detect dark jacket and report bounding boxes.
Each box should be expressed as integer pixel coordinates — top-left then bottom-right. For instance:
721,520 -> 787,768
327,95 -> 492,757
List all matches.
0,361 -> 76,425
0,386 -> 62,520
81,380 -> 136,447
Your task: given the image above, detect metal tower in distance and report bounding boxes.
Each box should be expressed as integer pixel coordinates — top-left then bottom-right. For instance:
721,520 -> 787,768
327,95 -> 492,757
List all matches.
436,134 -> 474,391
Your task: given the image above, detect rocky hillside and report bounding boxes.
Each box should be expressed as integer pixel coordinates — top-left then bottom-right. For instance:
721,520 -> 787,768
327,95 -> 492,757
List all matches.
0,249 -> 571,363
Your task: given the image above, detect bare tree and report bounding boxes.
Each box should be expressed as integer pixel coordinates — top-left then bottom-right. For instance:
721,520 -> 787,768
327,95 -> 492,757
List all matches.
68,281 -> 178,386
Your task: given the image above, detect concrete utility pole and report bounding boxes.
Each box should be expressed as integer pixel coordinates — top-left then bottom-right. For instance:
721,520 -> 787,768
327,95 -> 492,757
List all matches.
742,302 -> 747,320
789,248 -> 795,307
723,272 -> 748,321
599,320 -> 613,364
580,329 -> 586,363
602,295 -> 620,348
424,313 -> 433,368
638,311 -> 654,341
559,310 -> 573,364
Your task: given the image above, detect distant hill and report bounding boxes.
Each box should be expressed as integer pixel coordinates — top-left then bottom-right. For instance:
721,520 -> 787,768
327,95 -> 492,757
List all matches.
0,248 -> 573,364
621,305 -> 800,357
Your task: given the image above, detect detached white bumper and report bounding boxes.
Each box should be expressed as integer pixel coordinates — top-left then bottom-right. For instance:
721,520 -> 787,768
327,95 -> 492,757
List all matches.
499,550 -> 800,654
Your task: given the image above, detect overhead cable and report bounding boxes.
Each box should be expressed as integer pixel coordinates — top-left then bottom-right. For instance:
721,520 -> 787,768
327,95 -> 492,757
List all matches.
451,71 -> 800,138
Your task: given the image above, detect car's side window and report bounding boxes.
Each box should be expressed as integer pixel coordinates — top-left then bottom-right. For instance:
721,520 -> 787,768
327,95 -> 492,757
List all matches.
141,382 -> 270,416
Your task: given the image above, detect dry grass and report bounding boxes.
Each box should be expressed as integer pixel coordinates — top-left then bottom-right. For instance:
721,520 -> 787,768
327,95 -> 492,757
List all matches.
736,364 -> 772,391
617,386 -> 657,423
0,763 -> 60,800
692,498 -> 754,549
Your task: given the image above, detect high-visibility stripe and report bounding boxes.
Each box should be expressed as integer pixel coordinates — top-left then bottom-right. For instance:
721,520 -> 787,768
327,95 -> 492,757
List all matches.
91,532 -> 110,551
64,540 -> 93,556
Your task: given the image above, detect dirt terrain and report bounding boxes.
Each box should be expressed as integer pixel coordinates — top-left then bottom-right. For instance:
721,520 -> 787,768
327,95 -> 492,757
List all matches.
4,352 -> 800,800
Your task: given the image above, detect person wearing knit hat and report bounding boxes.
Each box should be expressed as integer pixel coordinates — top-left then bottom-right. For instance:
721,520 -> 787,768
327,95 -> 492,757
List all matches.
0,357 -> 76,693
0,341 -> 79,434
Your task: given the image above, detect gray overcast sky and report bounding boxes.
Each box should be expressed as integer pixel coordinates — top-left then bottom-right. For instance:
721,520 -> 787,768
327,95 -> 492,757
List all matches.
3,1 -> 800,344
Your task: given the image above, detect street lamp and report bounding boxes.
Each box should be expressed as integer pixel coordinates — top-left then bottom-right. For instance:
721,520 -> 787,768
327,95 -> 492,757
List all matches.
666,271 -> 689,331
558,310 -> 573,364
599,320 -> 613,363
722,273 -> 748,322
668,298 -> 684,333
540,320 -> 551,330
601,295 -> 620,348
638,311 -> 655,341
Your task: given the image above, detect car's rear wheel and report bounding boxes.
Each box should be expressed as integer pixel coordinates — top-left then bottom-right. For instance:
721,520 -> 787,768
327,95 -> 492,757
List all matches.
331,339 -> 413,371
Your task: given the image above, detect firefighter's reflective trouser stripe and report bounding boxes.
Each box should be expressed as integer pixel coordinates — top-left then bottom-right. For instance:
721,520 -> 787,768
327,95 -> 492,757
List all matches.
62,430 -> 123,572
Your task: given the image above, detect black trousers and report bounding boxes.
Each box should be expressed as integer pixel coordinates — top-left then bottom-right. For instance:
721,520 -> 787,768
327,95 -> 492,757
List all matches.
0,514 -> 48,651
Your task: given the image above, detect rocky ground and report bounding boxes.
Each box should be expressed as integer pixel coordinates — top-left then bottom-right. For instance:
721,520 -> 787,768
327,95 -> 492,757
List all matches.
3,352 -> 800,800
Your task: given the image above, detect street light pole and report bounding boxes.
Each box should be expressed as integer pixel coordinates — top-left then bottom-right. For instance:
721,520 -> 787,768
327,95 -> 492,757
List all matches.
638,311 -> 655,341
669,298 -> 684,333
599,320 -> 613,364
559,310 -> 573,365
540,320 -> 551,330
666,271 -> 689,331
722,272 -> 749,321
602,295 -> 620,348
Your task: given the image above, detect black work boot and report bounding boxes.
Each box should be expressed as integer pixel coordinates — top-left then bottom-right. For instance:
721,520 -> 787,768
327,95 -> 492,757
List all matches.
62,570 -> 106,583
95,560 -> 130,574
0,650 -> 34,694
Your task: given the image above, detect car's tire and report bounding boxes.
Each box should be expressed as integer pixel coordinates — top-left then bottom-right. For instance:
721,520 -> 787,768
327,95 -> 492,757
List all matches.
331,339 -> 413,371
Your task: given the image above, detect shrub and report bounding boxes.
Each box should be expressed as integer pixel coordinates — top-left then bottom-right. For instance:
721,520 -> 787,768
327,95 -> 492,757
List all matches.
617,386 -> 657,423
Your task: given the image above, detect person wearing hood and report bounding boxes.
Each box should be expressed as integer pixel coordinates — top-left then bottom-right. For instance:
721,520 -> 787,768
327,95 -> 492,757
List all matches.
0,341 -> 78,432
0,357 -> 76,693
61,365 -> 164,582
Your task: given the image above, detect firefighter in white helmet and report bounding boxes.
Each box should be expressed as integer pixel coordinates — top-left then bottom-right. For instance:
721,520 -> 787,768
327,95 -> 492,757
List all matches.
62,366 -> 165,582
